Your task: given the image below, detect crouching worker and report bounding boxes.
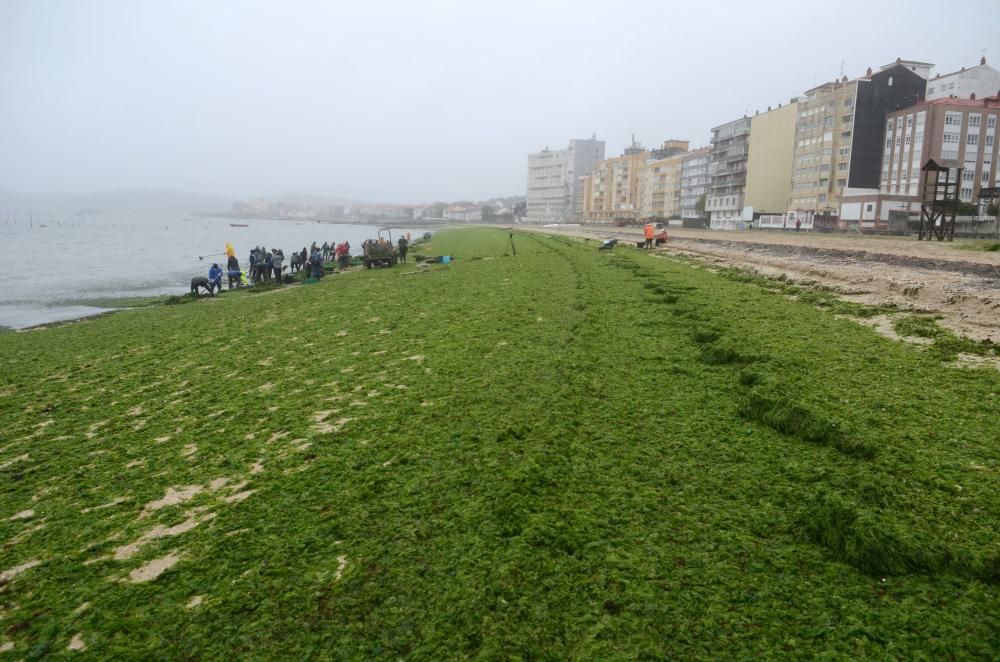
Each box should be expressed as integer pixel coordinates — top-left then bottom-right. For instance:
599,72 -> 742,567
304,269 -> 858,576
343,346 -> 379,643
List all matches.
190,276 -> 214,296
227,256 -> 243,289
208,263 -> 224,294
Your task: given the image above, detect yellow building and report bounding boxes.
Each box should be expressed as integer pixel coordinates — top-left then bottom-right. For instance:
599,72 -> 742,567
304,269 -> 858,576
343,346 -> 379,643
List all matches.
745,101 -> 799,214
790,77 -> 860,217
639,152 -> 687,220
583,143 -> 649,223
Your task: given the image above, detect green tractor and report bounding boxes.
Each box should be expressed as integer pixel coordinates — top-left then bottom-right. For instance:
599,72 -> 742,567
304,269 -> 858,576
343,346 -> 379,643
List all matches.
362,228 -> 398,269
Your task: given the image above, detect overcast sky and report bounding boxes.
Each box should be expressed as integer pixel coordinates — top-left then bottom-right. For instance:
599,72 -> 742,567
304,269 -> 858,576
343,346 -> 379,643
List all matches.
2,0 -> 998,204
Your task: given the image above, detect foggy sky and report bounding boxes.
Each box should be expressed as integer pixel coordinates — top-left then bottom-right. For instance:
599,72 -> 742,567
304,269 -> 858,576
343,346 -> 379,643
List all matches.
2,0 -> 998,204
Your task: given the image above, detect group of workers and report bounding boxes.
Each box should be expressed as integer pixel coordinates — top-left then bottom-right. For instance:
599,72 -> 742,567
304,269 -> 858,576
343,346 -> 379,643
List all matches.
642,223 -> 670,249
190,233 -> 417,296
190,239 -> 354,296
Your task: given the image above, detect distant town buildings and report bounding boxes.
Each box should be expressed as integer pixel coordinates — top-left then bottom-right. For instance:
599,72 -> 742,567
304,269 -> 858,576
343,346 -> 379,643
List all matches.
444,205 -> 483,222
526,137 -> 605,223
527,54 -> 1000,231
228,197 -> 523,223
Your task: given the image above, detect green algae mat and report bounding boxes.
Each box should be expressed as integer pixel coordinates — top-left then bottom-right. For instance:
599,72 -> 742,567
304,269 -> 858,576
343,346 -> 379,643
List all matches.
1,228 -> 999,658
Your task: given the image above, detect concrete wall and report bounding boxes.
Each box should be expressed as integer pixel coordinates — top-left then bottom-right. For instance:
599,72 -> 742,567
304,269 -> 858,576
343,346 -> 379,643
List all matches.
745,103 -> 798,214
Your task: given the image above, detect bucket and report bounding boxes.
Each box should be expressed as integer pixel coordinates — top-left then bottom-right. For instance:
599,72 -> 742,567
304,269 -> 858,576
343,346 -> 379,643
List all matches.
441,255 -> 451,264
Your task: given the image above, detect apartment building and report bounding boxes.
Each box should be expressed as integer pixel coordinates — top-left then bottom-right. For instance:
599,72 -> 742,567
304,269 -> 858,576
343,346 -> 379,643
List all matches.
680,147 -> 712,220
638,141 -> 689,220
574,175 -> 589,218
582,141 -> 649,223
745,101 -> 799,214
927,57 -> 1000,101
707,116 -> 750,228
840,94 -> 1000,225
790,60 -> 927,221
526,137 -> 605,223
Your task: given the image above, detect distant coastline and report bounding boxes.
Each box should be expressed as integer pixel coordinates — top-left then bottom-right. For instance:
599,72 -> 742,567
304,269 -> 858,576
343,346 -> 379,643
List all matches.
199,213 -> 492,227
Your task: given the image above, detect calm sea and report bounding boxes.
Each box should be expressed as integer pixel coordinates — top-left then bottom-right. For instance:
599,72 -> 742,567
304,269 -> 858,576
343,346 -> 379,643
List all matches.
0,213 -> 426,329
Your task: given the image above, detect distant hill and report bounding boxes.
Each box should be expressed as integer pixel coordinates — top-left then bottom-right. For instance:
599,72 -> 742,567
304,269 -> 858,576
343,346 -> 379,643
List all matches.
0,189 -> 234,214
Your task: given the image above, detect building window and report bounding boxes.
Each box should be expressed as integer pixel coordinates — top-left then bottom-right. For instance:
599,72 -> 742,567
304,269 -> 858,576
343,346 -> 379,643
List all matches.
943,132 -> 960,144
928,87 -> 935,94
907,116 -> 913,128
895,137 -> 901,147
968,134 -> 979,146
837,178 -> 846,188
886,120 -> 893,131
838,162 -> 849,171
885,138 -> 893,149
987,135 -> 995,147
842,114 -> 853,123
969,114 -> 981,128
905,135 -> 912,146
945,113 -> 962,126
841,131 -> 852,138
960,187 -> 973,200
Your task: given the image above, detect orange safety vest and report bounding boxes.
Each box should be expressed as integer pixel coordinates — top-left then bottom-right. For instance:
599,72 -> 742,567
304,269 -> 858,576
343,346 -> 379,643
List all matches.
644,224 -> 654,239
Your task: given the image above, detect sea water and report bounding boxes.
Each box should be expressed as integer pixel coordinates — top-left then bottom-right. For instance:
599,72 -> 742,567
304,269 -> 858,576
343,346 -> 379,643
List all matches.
0,213 -> 426,329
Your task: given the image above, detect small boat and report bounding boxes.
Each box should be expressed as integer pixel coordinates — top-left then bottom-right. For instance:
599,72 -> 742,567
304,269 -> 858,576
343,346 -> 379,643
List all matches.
230,223 -> 249,227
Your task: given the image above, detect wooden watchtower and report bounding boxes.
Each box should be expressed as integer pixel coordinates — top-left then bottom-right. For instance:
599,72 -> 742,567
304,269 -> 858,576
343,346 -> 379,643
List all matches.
918,158 -> 962,241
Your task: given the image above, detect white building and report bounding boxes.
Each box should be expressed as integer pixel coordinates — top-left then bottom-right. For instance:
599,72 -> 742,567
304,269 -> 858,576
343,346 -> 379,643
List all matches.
927,58 -> 1000,101
444,205 -> 482,222
526,137 -> 605,223
680,147 -> 712,220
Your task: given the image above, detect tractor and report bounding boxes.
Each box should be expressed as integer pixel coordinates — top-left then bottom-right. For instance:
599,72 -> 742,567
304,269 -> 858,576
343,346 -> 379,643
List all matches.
362,228 -> 398,269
